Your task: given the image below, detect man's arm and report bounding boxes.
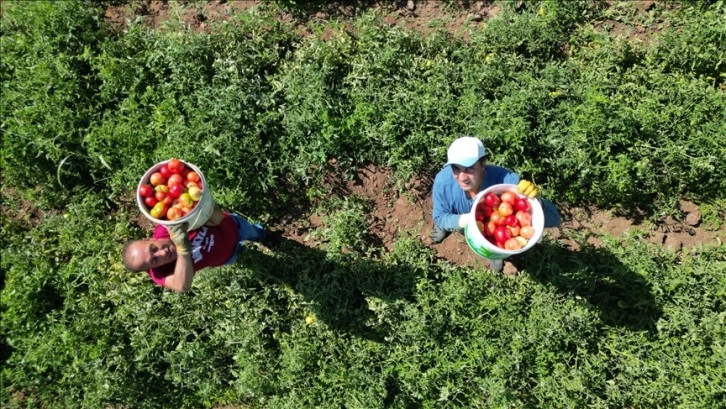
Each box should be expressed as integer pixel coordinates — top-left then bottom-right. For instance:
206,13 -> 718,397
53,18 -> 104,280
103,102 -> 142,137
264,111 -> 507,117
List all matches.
432,178 -> 465,231
163,253 -> 195,293
163,223 -> 195,293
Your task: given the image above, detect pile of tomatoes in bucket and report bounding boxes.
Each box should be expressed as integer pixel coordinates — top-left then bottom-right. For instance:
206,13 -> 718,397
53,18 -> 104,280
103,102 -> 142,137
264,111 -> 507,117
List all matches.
138,158 -> 204,221
474,191 -> 536,251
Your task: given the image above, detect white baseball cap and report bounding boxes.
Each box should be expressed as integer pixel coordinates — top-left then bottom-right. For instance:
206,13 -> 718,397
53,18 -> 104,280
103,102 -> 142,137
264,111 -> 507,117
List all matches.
445,136 -> 486,167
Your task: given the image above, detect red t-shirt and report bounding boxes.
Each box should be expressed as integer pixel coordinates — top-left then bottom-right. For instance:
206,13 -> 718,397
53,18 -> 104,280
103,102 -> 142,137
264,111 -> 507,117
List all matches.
147,211 -> 238,286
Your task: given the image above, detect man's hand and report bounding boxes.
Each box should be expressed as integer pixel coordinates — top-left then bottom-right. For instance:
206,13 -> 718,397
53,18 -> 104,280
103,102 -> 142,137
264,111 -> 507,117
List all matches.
457,213 -> 471,228
517,179 -> 539,199
168,223 -> 191,256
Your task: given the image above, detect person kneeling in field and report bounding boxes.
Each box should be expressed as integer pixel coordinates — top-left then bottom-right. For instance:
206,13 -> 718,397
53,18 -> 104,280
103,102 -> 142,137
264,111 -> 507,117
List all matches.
123,204 -> 274,292
431,136 -> 562,272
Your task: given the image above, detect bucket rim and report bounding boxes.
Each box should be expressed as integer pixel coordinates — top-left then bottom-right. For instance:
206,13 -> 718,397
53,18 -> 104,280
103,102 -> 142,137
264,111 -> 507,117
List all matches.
136,159 -> 211,227
466,183 -> 545,256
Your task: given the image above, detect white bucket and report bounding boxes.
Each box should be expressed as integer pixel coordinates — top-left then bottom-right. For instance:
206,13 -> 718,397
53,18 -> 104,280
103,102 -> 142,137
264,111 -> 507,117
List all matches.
136,160 -> 214,231
464,184 -> 545,260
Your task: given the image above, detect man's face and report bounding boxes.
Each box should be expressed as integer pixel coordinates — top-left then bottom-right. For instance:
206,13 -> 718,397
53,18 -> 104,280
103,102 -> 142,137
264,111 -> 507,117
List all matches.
451,160 -> 485,193
126,239 -> 177,271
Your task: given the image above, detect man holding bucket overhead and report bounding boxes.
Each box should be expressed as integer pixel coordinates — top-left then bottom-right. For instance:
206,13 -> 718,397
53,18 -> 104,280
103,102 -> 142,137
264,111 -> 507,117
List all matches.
431,136 -> 561,272
122,204 -> 273,292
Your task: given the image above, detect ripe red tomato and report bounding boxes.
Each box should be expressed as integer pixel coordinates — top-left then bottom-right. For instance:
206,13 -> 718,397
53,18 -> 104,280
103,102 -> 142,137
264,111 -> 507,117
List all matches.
155,185 -> 169,202
168,183 -> 185,199
484,192 -> 500,208
503,214 -> 518,227
515,197 -> 530,212
167,174 -> 184,187
475,211 -> 485,222
520,225 -> 535,239
138,184 -> 154,198
485,221 -> 497,237
490,211 -> 504,226
500,192 -> 517,205
187,171 -> 201,183
167,158 -> 185,174
149,172 -> 165,187
498,202 -> 514,217
515,211 -> 532,227
144,196 -> 158,208
166,207 -> 183,221
159,165 -> 173,179
494,225 -> 512,244
504,237 -> 522,250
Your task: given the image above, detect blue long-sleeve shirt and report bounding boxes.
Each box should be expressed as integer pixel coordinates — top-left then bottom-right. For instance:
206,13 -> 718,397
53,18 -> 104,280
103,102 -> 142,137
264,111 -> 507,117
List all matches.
432,164 -> 561,231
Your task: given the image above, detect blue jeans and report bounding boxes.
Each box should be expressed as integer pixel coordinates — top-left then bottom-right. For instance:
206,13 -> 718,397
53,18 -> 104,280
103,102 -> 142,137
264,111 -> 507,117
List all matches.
225,213 -> 266,265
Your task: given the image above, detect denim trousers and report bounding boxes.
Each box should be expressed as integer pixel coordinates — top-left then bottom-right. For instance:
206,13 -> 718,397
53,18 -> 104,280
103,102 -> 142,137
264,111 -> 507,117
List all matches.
224,213 -> 265,265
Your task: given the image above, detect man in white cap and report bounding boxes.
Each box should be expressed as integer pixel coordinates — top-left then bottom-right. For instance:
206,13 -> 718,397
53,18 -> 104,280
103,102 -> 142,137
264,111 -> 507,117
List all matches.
431,136 -> 561,271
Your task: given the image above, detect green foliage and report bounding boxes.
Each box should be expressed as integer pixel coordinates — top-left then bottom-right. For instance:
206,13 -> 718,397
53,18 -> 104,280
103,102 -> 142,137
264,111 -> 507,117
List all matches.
313,195 -> 374,255
477,0 -> 602,61
650,1 -> 726,84
0,1 -> 110,193
2,1 -> 726,408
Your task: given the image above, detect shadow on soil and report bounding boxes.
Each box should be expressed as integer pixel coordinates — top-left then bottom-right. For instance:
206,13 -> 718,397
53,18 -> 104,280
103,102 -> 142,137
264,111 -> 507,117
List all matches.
241,236 -> 425,342
513,239 -> 663,333
241,231 -> 663,343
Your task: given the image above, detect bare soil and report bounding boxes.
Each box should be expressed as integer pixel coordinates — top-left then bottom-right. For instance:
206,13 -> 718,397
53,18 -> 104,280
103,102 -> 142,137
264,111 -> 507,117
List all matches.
97,1 -> 724,269
277,164 -> 723,270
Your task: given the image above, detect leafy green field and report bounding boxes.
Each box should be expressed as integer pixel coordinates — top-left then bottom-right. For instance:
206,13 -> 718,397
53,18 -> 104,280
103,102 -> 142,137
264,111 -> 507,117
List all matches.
1,1 -> 725,408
